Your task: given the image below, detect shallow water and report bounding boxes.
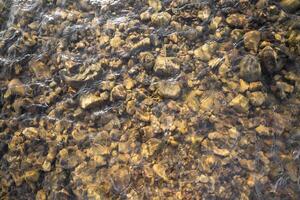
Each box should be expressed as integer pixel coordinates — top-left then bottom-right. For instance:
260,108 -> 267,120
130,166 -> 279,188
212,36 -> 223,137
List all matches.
0,0 -> 300,199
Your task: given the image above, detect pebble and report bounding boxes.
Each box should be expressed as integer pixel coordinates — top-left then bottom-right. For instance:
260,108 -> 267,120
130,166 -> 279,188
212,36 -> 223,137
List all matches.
239,55 -> 262,82
229,94 -> 250,113
151,12 -> 171,26
244,30 -> 261,52
158,81 -> 182,99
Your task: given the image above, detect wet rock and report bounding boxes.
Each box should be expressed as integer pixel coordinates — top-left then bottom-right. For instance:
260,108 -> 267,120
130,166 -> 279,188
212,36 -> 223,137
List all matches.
58,147 -> 85,169
30,61 -> 51,79
148,0 -> 162,11
110,85 -> 127,101
259,46 -> 282,74
229,94 -> 250,113
80,92 -> 109,109
226,14 -> 248,27
4,79 -> 26,98
151,12 -> 171,26
141,138 -> 161,157
275,81 -> 294,99
110,165 -> 131,192
139,52 -> 155,70
198,6 -> 211,21
212,147 -> 230,157
194,42 -> 218,61
280,0 -> 300,13
110,36 -> 123,48
63,64 -> 102,89
244,30 -> 261,52
153,163 -> 169,181
248,92 -> 266,106
153,56 -> 180,76
140,11 -> 151,21
239,55 -> 262,82
24,170 -> 40,183
158,81 -> 181,99
130,38 -> 151,55
185,90 -> 203,112
255,125 -> 271,136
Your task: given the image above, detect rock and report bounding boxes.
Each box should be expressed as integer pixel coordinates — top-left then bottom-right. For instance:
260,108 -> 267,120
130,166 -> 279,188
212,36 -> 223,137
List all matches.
212,147 -> 230,157
130,38 -> 151,55
153,163 -> 169,181
239,159 -> 256,171
4,79 -> 26,98
153,56 -> 180,76
30,61 -> 51,79
185,90 -> 202,112
80,92 -> 109,109
259,46 -> 281,74
36,190 -> 47,200
275,81 -> 294,99
141,138 -> 161,157
255,125 -> 272,136
198,6 -> 211,21
158,81 -> 181,99
110,165 -> 131,192
208,131 -> 224,140
226,14 -> 248,27
140,11 -> 151,21
151,12 -> 171,26
110,85 -> 127,101
194,42 -> 218,61
280,0 -> 300,13
239,55 -> 262,82
239,79 -> 249,93
209,16 -> 222,31
148,0 -> 162,11
110,36 -> 123,48
248,92 -> 266,106
229,94 -> 250,113
24,170 -> 40,183
198,174 -> 209,183
244,31 -> 261,52
63,64 -> 103,89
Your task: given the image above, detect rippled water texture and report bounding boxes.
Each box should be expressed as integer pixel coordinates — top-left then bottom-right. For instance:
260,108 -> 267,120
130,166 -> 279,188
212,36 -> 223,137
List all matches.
0,0 -> 300,199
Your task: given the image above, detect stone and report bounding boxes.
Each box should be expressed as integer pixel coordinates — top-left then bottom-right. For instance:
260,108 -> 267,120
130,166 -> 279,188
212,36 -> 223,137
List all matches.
259,46 -> 281,73
110,36 -> 123,48
209,16 -> 222,31
198,174 -> 209,183
36,190 -> 47,200
239,79 -> 249,93
158,81 -> 181,99
110,85 -> 127,101
280,0 -> 300,13
198,6 -> 211,21
153,56 -> 180,76
226,14 -> 248,27
24,170 -> 40,182
255,125 -> 272,136
208,131 -> 224,140
30,61 -> 51,79
239,159 -> 256,171
151,12 -> 171,26
148,0 -> 162,11
131,38 -> 151,55
212,147 -> 230,157
248,92 -> 266,106
80,92 -> 109,109
229,94 -> 250,113
239,55 -> 262,82
140,11 -> 151,21
194,42 -> 218,61
244,31 -> 261,52
153,163 -> 169,181
4,79 -> 26,98
110,166 -> 131,192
